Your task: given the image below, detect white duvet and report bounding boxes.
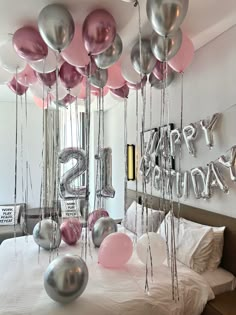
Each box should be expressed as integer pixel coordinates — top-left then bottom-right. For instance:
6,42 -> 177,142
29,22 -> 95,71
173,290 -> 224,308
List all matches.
0,234 -> 214,315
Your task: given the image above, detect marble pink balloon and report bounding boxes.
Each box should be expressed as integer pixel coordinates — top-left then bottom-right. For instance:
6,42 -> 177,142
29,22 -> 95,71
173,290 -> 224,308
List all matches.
60,218 -> 82,245
88,209 -> 109,230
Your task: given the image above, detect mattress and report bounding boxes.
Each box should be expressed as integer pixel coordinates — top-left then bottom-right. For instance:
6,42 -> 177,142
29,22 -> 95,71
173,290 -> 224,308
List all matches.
202,268 -> 236,295
0,234 -> 214,315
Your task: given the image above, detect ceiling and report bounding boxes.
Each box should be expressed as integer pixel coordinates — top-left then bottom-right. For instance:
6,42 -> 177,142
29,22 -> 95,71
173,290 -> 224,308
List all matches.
0,0 -> 235,107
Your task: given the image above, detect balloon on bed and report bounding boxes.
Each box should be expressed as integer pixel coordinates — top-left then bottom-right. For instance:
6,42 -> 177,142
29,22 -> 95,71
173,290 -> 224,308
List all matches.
44,254 -> 88,303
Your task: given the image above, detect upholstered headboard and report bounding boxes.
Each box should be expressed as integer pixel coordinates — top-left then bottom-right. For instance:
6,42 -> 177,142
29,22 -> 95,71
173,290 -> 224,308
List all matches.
127,189 -> 236,276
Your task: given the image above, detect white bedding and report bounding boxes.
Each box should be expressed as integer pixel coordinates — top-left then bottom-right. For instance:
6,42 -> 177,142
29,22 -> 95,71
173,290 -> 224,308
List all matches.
0,234 -> 214,315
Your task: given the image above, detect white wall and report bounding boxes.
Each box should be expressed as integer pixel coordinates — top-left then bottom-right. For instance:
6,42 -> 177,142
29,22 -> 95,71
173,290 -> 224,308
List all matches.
104,25 -> 236,219
0,90 -> 43,208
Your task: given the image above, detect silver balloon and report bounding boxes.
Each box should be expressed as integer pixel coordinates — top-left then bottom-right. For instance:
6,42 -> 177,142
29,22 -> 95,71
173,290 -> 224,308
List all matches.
33,219 -> 61,250
38,4 -> 75,52
200,113 -> 221,149
96,148 -> 115,198
89,66 -> 108,88
151,29 -> 182,61
170,128 -> 181,157
146,0 -> 189,36
176,171 -> 189,199
44,254 -> 88,303
219,146 -> 236,182
131,39 -> 156,75
59,148 -> 87,199
92,217 -> 117,247
183,123 -> 198,157
149,71 -> 175,89
164,168 -> 176,195
204,162 -> 229,199
190,167 -> 206,199
94,34 -> 123,69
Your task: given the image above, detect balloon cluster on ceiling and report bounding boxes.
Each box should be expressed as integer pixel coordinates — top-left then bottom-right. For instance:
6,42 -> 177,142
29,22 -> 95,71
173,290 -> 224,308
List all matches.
0,0 -> 194,106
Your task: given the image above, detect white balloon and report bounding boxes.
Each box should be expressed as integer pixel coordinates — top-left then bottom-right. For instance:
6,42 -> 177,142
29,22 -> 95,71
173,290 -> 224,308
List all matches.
50,83 -> 68,100
0,40 -> 26,73
29,49 -> 58,73
136,232 -> 166,267
0,66 -> 12,84
121,54 -> 141,84
29,81 -> 50,99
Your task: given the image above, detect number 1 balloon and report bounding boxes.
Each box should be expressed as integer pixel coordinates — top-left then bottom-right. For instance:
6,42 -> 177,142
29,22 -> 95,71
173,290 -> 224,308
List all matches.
146,0 -> 189,36
151,29 -> 182,62
131,39 -> 156,75
38,4 -> 75,52
219,146 -> 236,182
183,123 -> 198,157
200,113 -> 221,149
96,148 -> 116,198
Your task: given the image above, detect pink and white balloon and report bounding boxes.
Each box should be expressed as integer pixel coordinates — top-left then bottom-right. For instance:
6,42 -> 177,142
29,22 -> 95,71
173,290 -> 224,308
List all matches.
88,209 -> 109,230
60,218 -> 82,245
136,232 -> 166,267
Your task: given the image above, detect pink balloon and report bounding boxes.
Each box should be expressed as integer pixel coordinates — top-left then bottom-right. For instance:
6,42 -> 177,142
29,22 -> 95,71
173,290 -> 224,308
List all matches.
62,24 -> 90,67
82,9 -> 116,55
60,218 -> 82,245
60,61 -> 82,89
17,64 -> 37,86
88,209 -> 109,230
153,61 -> 172,81
33,96 -> 48,109
13,26 -> 48,61
107,63 -> 126,89
61,94 -> 76,105
127,76 -> 147,90
168,33 -> 194,73
36,70 -> 56,87
110,84 -> 129,99
91,85 -> 109,97
8,77 -> 28,95
98,232 -> 133,268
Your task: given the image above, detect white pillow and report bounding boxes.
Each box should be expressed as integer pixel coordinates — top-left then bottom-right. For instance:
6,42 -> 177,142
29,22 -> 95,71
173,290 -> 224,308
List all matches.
0,205 -> 21,225
123,201 -> 164,237
158,213 -> 214,273
181,218 -> 225,271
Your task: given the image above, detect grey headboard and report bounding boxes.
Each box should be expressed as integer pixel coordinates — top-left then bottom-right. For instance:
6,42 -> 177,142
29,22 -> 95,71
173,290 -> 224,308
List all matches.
127,189 -> 236,277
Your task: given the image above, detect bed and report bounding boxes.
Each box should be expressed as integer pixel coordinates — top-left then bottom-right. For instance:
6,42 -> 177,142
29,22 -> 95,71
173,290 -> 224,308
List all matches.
0,189 -> 235,315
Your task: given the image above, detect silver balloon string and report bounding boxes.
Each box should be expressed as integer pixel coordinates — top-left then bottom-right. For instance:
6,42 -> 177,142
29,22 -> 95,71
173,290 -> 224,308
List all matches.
123,97 -> 128,226
94,91 -> 102,210
82,59 -> 92,261
134,89 -> 139,242
13,68 -> 19,245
